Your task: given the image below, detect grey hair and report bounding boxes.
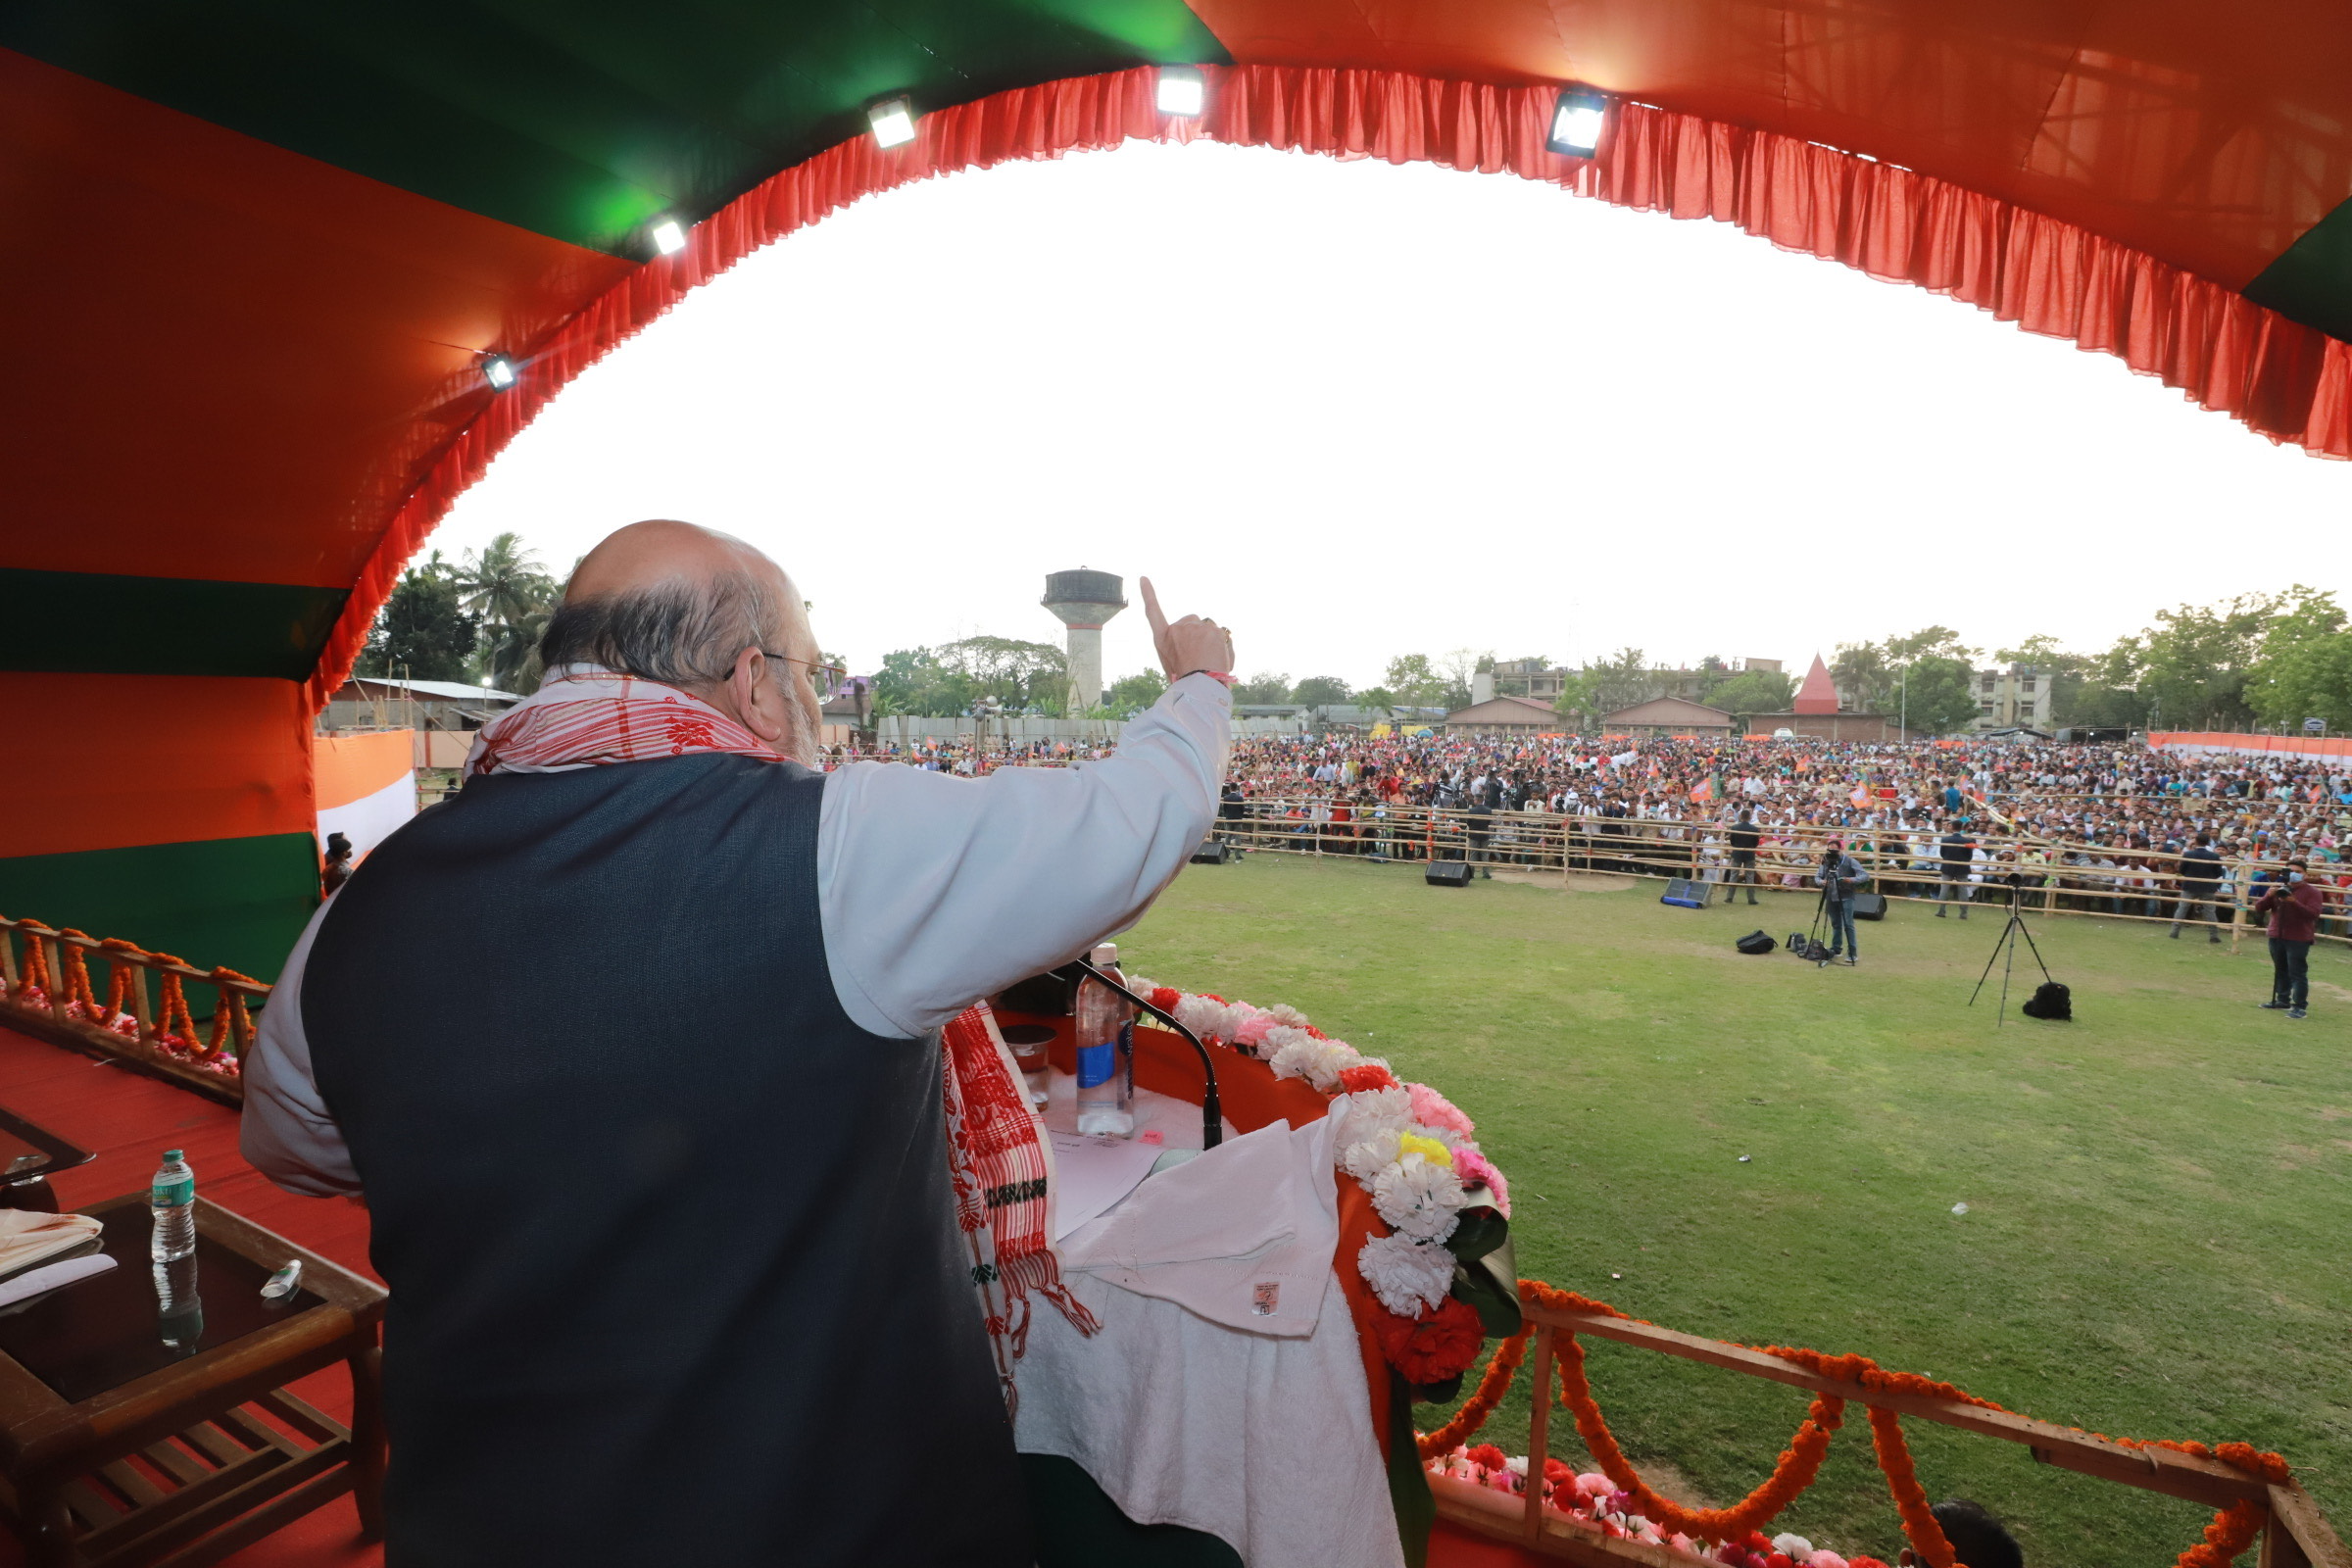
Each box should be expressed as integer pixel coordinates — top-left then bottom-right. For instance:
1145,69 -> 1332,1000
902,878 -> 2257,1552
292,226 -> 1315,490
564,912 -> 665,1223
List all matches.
538,569 -> 784,686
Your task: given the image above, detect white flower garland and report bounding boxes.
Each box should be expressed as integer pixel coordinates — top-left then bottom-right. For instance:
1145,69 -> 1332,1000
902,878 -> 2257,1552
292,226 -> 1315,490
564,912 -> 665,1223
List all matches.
1128,976 -> 1509,1321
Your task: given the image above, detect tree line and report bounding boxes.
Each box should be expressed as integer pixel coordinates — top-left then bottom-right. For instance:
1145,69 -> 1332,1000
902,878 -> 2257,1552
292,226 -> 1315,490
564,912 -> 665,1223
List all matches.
359,533 -> 563,692
360,550 -> 2352,737
1985,588 -> 2351,733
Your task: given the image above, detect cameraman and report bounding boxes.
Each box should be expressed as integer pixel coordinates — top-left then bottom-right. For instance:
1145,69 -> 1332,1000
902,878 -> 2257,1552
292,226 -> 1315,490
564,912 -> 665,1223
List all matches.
2168,832 -> 2225,943
1816,839 -> 1870,965
1724,809 -> 1763,906
1935,818 -> 1977,919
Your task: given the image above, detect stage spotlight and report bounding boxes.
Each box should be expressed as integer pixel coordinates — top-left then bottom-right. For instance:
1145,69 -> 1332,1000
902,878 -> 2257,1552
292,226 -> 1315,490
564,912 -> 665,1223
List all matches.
868,97 -> 917,149
1547,87 -> 1608,157
1157,66 -> 1205,118
481,354 -> 517,391
649,218 -> 687,255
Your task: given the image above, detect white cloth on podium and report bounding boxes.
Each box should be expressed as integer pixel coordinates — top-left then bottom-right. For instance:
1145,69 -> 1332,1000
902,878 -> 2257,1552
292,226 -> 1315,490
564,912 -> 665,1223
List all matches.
1012,1113 -> 1406,1568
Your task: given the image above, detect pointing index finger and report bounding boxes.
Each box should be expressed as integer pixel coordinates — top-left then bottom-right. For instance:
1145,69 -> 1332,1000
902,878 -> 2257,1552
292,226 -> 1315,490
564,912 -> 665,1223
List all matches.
1140,576 -> 1170,642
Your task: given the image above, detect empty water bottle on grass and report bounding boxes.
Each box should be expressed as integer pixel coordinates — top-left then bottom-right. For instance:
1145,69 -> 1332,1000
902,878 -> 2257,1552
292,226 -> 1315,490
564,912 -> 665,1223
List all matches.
1074,943 -> 1136,1138
150,1149 -> 195,1261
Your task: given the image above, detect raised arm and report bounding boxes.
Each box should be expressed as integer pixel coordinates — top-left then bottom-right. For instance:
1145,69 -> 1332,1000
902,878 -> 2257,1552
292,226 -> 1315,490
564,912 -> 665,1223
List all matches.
817,579 -> 1235,1038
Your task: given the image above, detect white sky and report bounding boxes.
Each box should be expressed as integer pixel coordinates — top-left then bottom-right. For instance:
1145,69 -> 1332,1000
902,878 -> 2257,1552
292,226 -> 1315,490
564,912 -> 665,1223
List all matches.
433,138 -> 2349,692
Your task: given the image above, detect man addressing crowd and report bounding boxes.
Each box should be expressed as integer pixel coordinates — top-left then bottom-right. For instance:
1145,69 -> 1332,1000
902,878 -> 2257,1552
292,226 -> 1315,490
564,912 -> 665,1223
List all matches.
241,521 -> 1236,1566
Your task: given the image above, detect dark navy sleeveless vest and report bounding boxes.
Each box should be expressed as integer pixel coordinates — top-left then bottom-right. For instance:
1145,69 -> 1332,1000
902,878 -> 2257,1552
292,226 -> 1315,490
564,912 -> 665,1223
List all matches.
303,754 -> 1029,1567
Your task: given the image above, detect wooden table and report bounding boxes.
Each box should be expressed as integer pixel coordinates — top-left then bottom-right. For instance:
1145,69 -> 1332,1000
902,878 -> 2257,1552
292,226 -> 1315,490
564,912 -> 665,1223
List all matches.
0,1105 -> 94,1215
0,1195 -> 386,1567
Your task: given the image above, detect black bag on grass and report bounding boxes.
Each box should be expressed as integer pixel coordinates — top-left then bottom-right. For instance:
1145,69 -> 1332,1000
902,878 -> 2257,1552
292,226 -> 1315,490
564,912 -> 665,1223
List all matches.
2021,981 -> 2073,1020
1736,930 -> 1776,955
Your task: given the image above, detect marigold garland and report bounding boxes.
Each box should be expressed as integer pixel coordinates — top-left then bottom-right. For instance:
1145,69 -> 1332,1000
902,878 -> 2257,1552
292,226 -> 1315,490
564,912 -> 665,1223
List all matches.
54,929 -> 102,1018
98,937 -> 146,1029
13,923 -> 53,999
1418,1279 -> 2302,1568
2177,1500 -> 2269,1568
148,953 -> 202,1054
1418,1323 -> 1532,1459
1556,1324 -> 1845,1544
205,966 -> 260,1058
1868,1405 -> 1962,1568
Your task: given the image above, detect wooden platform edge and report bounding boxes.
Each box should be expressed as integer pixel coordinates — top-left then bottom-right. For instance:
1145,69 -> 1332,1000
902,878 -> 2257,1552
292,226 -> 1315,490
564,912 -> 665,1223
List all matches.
1529,1306 -> 2275,1512
0,1005 -> 244,1107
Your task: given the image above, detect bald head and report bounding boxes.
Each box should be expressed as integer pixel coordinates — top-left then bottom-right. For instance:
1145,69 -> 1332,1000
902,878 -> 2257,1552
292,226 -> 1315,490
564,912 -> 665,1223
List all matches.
537,520 -> 823,760
541,520 -> 809,688
565,519 -> 781,607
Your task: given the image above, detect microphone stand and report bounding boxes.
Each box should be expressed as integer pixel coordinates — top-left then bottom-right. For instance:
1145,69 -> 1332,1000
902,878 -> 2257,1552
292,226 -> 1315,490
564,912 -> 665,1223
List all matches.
1070,957 -> 1223,1151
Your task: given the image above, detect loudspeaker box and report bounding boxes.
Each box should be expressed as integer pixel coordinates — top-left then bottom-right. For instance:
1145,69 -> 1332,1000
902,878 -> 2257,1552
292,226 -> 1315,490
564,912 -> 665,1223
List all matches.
1426,860 -> 1474,887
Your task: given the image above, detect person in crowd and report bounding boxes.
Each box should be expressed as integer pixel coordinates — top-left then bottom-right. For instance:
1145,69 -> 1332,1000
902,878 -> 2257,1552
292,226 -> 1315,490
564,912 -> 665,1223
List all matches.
2168,833 -> 2226,941
1217,778 -> 1246,844
1724,808 -> 1762,905
2255,858 -> 2324,1018
1936,819 -> 1977,919
1464,786 -> 1494,864
1897,1498 -> 2024,1568
242,520 -> 1235,1567
319,832 -> 355,897
1816,838 -> 1870,965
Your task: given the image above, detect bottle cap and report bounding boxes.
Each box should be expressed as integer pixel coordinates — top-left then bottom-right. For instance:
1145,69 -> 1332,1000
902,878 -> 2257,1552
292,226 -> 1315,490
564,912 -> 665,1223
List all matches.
1092,942 -> 1117,963
164,1150 -> 184,1163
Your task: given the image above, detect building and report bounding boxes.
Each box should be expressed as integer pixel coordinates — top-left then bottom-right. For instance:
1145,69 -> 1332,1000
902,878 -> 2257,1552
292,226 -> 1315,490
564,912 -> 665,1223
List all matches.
319,675 -> 520,732
318,674 -> 522,767
1743,654 -> 1912,742
1972,665 -> 2054,732
1442,695 -> 1563,733
1597,697 -> 1737,738
1490,659 -> 1569,702
1495,658 -> 1785,710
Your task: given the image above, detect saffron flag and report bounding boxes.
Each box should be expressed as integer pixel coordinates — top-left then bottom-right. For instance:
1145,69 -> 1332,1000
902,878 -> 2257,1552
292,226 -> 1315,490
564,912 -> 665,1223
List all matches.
1690,778 -> 1715,803
1851,787 -> 1870,807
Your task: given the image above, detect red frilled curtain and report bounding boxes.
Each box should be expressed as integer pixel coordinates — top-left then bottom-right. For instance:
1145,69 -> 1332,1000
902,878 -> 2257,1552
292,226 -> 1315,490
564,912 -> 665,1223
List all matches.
308,63 -> 2352,709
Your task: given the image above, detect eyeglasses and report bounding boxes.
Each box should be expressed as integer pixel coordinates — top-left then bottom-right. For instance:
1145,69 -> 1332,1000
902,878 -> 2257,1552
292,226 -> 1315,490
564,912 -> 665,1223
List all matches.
762,651 -> 848,696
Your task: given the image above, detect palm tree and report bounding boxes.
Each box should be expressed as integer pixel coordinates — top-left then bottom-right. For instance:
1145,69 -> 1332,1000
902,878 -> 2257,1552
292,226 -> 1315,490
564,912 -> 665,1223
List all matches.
454,533 -> 558,692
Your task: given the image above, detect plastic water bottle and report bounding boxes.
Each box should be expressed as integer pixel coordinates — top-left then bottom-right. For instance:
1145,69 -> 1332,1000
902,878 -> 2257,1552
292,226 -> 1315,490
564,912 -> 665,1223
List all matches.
1073,943 -> 1136,1138
150,1149 -> 195,1261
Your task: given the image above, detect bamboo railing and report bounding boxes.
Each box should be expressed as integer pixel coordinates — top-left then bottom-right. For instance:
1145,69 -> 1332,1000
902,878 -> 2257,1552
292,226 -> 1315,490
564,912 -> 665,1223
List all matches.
0,914 -> 267,1104
1429,1296 -> 2350,1567
1208,801 -> 2352,948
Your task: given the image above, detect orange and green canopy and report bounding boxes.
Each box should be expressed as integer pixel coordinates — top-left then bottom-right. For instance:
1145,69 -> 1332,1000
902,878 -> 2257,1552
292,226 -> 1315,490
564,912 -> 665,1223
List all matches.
6,0 -> 2352,972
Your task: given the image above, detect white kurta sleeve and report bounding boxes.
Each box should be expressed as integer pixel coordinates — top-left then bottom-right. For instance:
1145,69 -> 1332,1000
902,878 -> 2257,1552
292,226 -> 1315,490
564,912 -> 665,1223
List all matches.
817,672 -> 1231,1038
239,900 -> 365,1198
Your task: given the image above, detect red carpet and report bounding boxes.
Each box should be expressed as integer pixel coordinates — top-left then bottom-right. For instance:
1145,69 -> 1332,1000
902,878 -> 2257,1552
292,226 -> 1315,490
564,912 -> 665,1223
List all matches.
0,1022 -> 384,1567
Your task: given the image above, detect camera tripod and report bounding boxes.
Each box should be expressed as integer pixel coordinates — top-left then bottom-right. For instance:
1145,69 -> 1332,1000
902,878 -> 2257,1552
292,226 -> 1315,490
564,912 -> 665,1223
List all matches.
1968,885 -> 2054,1025
1795,853 -> 1842,965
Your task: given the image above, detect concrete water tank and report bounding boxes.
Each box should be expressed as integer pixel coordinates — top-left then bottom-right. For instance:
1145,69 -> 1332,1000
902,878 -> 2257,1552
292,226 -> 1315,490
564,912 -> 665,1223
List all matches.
1041,569 -> 1127,711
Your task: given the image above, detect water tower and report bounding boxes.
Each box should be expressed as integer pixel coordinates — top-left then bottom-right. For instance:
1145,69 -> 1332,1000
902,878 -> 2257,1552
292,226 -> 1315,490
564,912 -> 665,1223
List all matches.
1041,568 -> 1127,711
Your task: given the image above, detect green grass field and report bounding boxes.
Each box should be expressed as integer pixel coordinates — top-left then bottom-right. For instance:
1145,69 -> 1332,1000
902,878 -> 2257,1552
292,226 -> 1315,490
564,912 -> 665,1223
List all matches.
1120,854 -> 2351,1567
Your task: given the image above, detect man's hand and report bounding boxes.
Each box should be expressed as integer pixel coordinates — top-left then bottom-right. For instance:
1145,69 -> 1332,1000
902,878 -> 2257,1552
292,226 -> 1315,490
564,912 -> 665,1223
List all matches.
1141,577 -> 1234,683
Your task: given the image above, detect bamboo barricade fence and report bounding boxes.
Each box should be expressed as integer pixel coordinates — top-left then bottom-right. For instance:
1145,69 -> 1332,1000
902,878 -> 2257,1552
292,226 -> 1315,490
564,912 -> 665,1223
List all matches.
1208,801 -> 2352,950
0,914 -> 266,1105
1428,1290 -> 2350,1568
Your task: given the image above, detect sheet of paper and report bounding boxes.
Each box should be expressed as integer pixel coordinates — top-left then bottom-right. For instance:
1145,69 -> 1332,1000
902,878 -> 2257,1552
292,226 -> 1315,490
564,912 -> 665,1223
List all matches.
1049,1130 -> 1162,1243
0,1253 -> 116,1311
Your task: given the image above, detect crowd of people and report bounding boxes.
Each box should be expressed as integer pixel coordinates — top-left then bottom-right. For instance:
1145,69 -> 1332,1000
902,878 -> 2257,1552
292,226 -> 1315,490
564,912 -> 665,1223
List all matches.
1199,731 -> 2352,937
